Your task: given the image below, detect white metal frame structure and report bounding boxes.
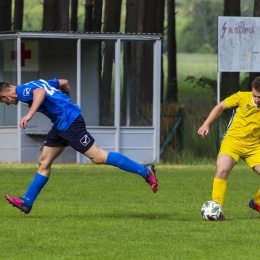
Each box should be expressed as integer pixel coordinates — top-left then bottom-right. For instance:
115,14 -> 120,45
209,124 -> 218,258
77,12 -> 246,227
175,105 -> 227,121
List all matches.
0,31 -> 162,164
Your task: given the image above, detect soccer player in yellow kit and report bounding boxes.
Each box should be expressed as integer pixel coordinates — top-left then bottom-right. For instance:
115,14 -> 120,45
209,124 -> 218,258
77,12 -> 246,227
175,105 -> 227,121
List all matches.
198,76 -> 260,220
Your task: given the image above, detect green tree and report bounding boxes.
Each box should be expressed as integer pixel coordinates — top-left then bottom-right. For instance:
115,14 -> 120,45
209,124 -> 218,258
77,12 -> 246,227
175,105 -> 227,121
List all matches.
0,0 -> 12,31
220,0 -> 240,102
56,0 -> 69,31
165,0 -> 178,103
13,0 -> 24,30
42,0 -> 69,31
42,0 -> 58,31
176,0 -> 222,53
70,0 -> 78,31
84,0 -> 94,31
100,0 -> 122,125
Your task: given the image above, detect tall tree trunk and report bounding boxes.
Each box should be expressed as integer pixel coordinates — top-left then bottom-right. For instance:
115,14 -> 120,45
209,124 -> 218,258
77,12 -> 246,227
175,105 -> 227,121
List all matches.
84,0 -> 94,31
13,0 -> 24,31
56,0 -> 70,31
134,0 -> 148,125
124,0 -> 138,125
142,0 -> 165,105
156,0 -> 165,103
70,0 -> 78,31
91,0 -> 103,128
166,0 -> 178,103
125,0 -> 165,125
247,0 -> 260,90
0,0 -> 12,31
100,0 -> 122,125
42,0 -> 58,31
141,1 -> 157,104
92,0 -> 103,32
220,0 -> 240,101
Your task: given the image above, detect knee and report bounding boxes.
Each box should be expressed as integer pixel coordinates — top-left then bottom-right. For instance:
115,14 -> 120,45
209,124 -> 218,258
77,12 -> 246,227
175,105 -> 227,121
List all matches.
91,157 -> 106,165
215,168 -> 230,179
38,154 -> 51,171
90,152 -> 108,165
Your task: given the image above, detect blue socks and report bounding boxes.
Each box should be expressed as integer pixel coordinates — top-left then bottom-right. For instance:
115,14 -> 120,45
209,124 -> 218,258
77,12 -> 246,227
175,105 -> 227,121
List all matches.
22,173 -> 49,206
106,152 -> 147,177
22,153 -> 146,207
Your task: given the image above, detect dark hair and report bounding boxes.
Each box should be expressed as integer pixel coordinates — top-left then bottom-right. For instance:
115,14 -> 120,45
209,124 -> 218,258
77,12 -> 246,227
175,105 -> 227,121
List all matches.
0,82 -> 10,93
252,77 -> 260,92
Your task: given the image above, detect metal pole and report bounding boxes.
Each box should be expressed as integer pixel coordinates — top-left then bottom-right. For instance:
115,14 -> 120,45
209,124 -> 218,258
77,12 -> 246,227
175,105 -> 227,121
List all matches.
77,39 -> 81,163
216,71 -> 221,152
17,37 -> 21,163
153,39 -> 161,163
114,39 -> 121,152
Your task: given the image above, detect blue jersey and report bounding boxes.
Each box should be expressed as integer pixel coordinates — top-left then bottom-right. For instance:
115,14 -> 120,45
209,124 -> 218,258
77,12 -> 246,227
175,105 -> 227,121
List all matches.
16,78 -> 81,131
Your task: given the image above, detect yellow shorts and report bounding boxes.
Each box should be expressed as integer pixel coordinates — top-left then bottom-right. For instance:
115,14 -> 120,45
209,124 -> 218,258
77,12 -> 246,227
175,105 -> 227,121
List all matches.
218,139 -> 260,168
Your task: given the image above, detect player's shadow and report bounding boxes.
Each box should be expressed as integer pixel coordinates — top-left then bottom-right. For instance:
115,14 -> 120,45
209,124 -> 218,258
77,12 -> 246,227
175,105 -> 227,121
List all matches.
97,212 -> 173,220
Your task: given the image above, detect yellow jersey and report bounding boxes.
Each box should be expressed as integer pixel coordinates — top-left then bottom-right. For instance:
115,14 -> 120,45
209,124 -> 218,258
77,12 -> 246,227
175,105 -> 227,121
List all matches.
223,91 -> 260,147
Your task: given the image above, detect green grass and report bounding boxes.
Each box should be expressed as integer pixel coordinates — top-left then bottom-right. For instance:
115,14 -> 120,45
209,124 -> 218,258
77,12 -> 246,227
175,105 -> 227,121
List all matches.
1,163 -> 260,260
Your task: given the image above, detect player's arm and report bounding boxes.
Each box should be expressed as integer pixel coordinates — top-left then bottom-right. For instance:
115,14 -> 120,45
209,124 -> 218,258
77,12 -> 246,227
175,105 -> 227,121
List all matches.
58,79 -> 71,97
197,101 -> 228,138
20,88 -> 47,129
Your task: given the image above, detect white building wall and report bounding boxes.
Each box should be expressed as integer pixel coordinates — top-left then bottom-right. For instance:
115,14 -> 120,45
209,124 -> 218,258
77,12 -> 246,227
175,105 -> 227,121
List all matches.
0,128 -> 18,162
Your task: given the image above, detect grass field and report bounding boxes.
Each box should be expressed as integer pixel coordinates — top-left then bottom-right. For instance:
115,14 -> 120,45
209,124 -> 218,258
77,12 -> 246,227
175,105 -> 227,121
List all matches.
1,163 -> 260,260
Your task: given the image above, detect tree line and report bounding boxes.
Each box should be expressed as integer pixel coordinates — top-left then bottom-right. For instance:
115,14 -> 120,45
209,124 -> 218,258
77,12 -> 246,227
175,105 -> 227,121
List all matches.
0,0 -> 259,109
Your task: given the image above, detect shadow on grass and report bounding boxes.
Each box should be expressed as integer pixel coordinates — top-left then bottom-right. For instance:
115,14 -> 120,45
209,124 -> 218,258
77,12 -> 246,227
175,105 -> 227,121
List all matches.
4,211 -> 176,220
97,212 -> 173,220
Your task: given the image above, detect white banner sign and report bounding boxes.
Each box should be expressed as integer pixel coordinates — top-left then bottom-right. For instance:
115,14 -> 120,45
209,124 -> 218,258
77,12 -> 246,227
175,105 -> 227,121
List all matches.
218,16 -> 260,72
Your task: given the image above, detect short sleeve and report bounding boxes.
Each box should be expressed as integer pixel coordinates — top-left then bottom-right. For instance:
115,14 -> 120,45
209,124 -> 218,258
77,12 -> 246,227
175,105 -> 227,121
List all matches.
46,78 -> 59,89
224,91 -> 241,109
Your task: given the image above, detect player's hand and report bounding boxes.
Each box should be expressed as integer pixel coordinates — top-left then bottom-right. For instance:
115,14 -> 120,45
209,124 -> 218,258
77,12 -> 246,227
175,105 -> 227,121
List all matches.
197,125 -> 209,138
19,114 -> 32,129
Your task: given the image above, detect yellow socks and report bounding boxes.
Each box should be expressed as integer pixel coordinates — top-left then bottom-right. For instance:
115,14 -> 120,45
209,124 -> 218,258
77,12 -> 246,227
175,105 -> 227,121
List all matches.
212,178 -> 227,207
253,188 -> 260,204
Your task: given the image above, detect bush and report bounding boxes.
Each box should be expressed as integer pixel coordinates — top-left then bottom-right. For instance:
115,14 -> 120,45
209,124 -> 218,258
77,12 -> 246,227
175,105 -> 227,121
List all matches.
197,43 -> 214,54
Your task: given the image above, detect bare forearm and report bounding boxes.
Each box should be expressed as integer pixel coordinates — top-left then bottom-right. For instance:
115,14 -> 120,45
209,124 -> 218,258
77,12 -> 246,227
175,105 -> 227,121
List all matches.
28,89 -> 46,116
198,101 -> 227,138
203,103 -> 225,127
20,88 -> 46,129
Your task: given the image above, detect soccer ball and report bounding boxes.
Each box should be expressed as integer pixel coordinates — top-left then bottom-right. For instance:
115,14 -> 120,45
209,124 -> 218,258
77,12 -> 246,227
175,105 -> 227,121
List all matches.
201,201 -> 223,221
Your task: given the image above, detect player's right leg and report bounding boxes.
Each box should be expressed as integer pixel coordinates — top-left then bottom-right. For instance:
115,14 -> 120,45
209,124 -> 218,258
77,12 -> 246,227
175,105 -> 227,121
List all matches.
5,145 -> 65,214
84,141 -> 158,193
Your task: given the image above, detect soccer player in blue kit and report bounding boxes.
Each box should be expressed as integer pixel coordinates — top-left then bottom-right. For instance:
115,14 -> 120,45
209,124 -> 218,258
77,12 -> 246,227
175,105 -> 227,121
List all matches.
0,78 -> 158,214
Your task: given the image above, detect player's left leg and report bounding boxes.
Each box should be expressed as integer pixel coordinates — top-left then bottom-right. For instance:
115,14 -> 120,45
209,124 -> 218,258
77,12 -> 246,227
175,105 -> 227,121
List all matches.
84,141 -> 158,193
5,146 -> 65,214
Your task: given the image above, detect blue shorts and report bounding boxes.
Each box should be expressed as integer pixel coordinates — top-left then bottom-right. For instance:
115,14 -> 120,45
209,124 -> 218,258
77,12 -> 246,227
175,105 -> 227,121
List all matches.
44,114 -> 95,154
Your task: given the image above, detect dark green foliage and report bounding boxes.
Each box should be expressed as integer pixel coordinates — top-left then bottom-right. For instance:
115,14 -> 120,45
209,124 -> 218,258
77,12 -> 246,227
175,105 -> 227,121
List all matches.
175,0 -> 254,53
185,75 -> 217,93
